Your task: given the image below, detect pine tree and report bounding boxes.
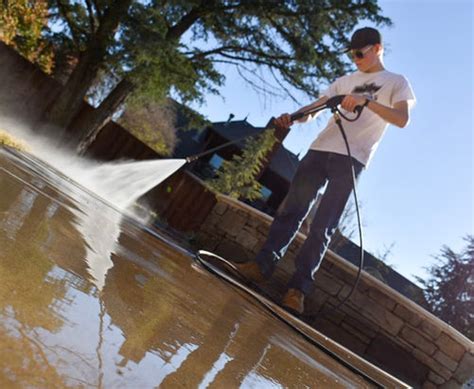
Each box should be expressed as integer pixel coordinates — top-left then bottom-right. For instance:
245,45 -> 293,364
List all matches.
207,129 -> 276,201
416,235 -> 473,340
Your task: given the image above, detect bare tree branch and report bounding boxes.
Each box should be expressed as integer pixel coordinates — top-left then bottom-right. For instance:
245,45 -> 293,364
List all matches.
91,0 -> 103,20
269,67 -> 301,104
55,0 -> 87,46
84,0 -> 96,33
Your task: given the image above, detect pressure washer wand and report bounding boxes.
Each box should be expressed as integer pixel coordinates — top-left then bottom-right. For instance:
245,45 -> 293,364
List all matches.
185,95 -> 358,163
186,134 -> 257,163
289,95 -> 357,122
185,117 -> 277,163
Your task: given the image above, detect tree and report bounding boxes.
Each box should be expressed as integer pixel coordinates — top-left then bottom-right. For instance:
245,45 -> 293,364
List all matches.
117,100 -> 178,156
0,0 -> 54,73
416,236 -> 474,340
43,0 -> 133,133
40,0 -> 390,148
206,129 -> 276,200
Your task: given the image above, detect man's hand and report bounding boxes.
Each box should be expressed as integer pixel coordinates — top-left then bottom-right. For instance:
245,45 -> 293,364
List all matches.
274,113 -> 293,130
341,95 -> 367,113
341,94 -> 410,127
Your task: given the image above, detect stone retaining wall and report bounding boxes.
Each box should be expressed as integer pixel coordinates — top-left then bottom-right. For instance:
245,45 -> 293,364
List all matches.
196,194 -> 474,388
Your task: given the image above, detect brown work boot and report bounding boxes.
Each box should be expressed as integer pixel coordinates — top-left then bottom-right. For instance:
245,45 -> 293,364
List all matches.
233,261 -> 266,284
282,288 -> 305,315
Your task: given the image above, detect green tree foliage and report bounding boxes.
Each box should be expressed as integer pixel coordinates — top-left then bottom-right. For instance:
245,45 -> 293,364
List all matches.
207,129 -> 276,200
40,0 -> 390,143
0,0 -> 54,73
416,236 -> 473,340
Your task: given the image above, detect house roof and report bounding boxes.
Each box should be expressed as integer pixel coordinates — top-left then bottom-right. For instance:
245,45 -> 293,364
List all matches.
268,146 -> 299,182
173,128 -> 204,159
212,120 -> 299,181
211,120 -> 263,144
173,119 -> 299,182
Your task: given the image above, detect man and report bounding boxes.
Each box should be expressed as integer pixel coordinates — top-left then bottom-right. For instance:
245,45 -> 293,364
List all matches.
235,27 -> 416,314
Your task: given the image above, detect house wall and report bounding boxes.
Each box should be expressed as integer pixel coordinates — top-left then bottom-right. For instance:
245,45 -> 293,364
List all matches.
195,191 -> 474,388
0,42 -> 61,124
84,120 -> 159,161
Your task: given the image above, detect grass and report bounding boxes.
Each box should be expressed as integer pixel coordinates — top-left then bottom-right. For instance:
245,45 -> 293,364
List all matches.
0,130 -> 29,152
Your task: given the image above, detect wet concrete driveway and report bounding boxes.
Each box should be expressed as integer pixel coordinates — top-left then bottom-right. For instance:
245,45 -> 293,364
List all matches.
0,147 -> 387,388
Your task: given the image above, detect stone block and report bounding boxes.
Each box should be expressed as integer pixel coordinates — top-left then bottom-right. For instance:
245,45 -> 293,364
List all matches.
356,278 -> 371,292
245,216 -> 261,228
393,336 -> 416,354
436,333 -> 465,361
306,287 -> 330,309
368,287 -> 397,310
454,352 -> 474,383
235,229 -> 259,250
339,303 -> 382,334
314,318 -> 368,355
337,284 -> 353,301
340,322 -> 371,344
242,224 -> 254,235
314,271 -> 343,296
412,349 -> 452,380
434,350 -> 459,372
394,304 -> 423,327
220,211 -> 247,237
324,306 -> 345,325
320,260 -> 333,271
440,379 -> 464,389
204,212 -> 224,228
348,290 -> 404,336
213,202 -> 228,215
400,326 -> 437,355
256,224 -> 269,234
329,265 -> 357,285
419,319 -> 442,340
343,315 -> 378,339
422,382 -> 437,389
428,371 -> 446,385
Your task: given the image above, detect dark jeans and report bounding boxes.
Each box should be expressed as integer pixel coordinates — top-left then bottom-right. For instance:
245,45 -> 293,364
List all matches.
255,150 -> 364,295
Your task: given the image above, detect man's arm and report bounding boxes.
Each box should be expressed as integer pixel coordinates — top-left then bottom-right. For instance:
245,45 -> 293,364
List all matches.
292,96 -> 329,123
274,96 -> 329,129
341,95 -> 411,128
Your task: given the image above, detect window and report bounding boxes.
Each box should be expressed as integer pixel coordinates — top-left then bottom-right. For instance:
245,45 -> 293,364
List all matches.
260,186 -> 272,201
209,153 -> 224,170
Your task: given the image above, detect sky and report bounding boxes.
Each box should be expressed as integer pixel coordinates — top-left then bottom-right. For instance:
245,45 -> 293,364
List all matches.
189,0 -> 473,285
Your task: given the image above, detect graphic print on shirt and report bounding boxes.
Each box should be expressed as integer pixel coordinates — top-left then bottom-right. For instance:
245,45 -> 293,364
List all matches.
352,82 -> 382,101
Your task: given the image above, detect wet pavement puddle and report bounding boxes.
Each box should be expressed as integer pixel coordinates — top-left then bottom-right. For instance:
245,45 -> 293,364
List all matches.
0,147 -> 384,388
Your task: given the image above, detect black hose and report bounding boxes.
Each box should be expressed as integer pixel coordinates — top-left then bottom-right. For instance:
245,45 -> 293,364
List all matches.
323,107 -> 365,314
187,95 -> 367,316
289,96 -> 366,317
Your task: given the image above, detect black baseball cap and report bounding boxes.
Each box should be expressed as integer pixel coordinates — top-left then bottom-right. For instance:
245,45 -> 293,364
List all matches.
345,27 -> 382,51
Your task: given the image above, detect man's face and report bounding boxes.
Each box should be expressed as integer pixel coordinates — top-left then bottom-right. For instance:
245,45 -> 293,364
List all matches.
350,44 -> 380,72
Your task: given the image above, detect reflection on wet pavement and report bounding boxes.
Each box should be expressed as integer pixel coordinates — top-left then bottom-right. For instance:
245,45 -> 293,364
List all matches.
0,148 -> 379,388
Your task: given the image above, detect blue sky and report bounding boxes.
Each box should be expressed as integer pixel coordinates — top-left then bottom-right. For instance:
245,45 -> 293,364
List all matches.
190,1 -> 473,285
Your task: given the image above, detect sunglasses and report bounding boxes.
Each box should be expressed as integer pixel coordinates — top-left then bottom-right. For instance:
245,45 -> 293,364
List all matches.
350,45 -> 373,60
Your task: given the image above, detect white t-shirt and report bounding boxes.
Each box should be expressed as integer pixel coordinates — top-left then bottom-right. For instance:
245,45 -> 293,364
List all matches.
310,70 -> 416,166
